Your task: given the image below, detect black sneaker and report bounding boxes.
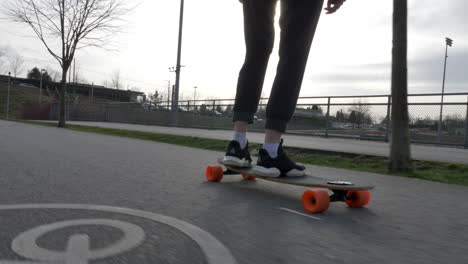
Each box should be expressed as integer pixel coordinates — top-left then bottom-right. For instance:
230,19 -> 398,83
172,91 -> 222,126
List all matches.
222,140 -> 252,167
252,139 -> 305,177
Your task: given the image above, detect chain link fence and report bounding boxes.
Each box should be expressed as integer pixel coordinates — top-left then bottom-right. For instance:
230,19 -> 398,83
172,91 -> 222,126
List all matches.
3,87 -> 467,148
0,77 -> 11,119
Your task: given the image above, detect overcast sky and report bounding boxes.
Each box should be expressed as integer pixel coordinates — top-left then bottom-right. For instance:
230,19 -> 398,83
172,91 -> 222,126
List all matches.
0,0 -> 467,101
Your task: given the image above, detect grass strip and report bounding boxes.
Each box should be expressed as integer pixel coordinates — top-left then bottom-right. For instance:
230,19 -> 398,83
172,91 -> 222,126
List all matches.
12,120 -> 468,186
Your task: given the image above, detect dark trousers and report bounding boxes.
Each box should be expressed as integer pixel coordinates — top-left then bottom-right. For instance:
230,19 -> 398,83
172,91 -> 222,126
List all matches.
233,0 -> 324,132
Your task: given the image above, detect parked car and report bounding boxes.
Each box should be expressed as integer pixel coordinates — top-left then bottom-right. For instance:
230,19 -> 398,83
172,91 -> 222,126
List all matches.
19,83 -> 38,88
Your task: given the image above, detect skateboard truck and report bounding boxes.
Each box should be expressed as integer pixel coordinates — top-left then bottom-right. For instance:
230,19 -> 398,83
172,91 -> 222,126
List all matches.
327,181 -> 355,202
223,169 -> 239,175
329,190 -> 350,202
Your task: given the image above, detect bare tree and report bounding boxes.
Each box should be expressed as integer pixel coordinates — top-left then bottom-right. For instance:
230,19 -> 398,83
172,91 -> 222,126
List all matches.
46,67 -> 61,82
148,90 -> 163,104
389,0 -> 412,172
348,99 -> 373,128
9,54 -> 24,77
110,69 -> 122,90
71,62 -> 87,84
0,48 -> 7,74
3,0 -> 132,127
348,99 -> 370,115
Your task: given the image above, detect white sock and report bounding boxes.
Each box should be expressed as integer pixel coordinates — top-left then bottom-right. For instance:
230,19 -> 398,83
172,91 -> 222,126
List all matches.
233,131 -> 247,149
263,142 -> 280,158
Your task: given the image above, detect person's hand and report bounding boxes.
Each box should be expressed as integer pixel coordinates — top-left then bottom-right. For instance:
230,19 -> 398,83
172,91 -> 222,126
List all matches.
325,0 -> 346,14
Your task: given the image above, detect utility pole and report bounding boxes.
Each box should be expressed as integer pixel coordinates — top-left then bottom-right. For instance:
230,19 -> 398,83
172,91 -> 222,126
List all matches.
193,86 -> 197,108
6,72 -> 11,119
438,37 -> 453,142
73,59 -> 76,98
171,0 -> 185,125
73,59 -> 76,83
388,0 -> 412,172
166,80 -> 171,110
91,82 -> 94,102
465,96 -> 468,149
39,69 -> 45,103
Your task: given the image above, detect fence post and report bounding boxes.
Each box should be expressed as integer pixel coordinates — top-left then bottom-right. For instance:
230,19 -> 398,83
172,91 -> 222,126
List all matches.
464,96 -> 468,149
6,72 -> 11,119
213,100 -> 216,111
56,102 -> 60,121
325,97 -> 330,138
104,103 -> 108,122
385,95 -> 391,142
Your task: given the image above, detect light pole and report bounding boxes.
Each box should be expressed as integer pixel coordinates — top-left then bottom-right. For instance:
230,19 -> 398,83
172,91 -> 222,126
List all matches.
171,0 -> 185,125
39,69 -> 45,103
6,72 -> 11,119
165,80 -> 171,110
438,37 -> 453,141
91,82 -> 94,102
169,65 -> 184,110
169,67 -> 176,111
193,86 -> 197,109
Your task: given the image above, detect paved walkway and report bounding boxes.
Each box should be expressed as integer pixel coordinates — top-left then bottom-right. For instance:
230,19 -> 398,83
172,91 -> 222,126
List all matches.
2,120 -> 468,264
40,120 -> 468,165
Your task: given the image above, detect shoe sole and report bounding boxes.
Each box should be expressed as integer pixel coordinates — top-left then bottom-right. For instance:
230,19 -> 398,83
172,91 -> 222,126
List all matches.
285,169 -> 306,177
251,166 -> 305,178
250,166 -> 281,178
222,156 -> 252,168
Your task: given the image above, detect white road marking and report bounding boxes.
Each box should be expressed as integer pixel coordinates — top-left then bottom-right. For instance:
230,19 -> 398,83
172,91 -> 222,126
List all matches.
0,204 -> 237,264
278,207 -> 321,220
66,234 -> 90,264
11,219 -> 145,263
0,260 -> 55,263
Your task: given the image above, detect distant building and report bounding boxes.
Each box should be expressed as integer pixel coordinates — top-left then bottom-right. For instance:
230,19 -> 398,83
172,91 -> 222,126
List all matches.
0,74 -> 145,102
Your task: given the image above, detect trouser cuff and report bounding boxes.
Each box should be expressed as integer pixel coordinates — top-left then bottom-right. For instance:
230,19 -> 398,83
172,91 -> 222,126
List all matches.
265,119 -> 288,133
233,111 -> 255,124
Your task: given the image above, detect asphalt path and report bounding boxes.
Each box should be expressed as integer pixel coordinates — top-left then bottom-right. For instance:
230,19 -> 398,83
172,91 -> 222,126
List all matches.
41,121 -> 468,165
1,120 -> 467,263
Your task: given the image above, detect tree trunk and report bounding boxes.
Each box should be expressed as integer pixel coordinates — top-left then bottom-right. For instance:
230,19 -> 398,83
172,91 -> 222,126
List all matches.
58,66 -> 68,127
389,0 -> 412,172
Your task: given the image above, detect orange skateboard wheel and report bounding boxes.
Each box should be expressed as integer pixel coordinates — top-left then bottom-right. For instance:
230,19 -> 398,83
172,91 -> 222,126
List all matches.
302,189 -> 330,213
241,173 -> 256,180
205,165 -> 224,182
345,190 -> 371,208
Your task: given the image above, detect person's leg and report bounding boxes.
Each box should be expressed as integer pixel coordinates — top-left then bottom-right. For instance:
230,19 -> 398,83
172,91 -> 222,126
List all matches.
232,0 -> 277,126
232,121 -> 248,149
263,128 -> 282,157
256,0 -> 324,176
224,0 -> 277,167
266,0 -> 324,133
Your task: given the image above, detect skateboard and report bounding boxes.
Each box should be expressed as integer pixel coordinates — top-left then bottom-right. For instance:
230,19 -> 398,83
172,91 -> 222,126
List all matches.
205,158 -> 375,214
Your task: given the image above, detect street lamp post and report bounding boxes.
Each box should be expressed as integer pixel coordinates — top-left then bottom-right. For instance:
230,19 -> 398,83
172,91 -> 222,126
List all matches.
91,82 -> 94,102
39,69 -> 45,103
193,86 -> 197,110
438,37 -> 453,141
166,80 -> 171,110
170,0 -> 185,125
6,72 -> 11,119
169,67 -> 176,111
169,65 -> 185,111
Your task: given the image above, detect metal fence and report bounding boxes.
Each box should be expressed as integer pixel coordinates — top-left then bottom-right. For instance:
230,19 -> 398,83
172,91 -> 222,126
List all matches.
9,92 -> 468,148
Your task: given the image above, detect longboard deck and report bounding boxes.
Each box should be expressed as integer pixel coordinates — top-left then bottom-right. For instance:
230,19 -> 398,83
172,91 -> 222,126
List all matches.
218,159 -> 374,191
